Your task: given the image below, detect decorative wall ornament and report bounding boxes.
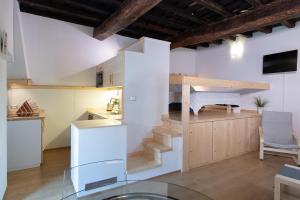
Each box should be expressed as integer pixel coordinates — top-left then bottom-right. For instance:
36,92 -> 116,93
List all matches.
0,30 -> 8,58
0,29 -> 13,63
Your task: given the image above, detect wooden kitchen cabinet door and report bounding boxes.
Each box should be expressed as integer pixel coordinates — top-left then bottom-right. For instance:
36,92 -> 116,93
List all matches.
212,120 -> 233,161
231,118 -> 248,156
189,122 -> 213,169
248,117 -> 261,151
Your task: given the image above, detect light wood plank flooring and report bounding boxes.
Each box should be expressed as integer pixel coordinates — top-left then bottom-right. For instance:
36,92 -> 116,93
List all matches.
5,148 -> 70,200
5,148 -> 300,200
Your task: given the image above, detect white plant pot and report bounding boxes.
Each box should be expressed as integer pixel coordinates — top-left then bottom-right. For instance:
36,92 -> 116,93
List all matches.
257,107 -> 264,115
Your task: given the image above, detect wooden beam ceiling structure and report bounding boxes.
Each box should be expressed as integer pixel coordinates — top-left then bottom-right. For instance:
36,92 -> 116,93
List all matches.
192,0 -> 233,17
171,0 -> 300,49
245,0 -> 294,28
18,0 -> 300,49
93,0 -> 162,40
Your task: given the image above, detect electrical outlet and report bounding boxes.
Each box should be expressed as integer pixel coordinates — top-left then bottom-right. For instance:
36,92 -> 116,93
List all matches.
129,96 -> 136,101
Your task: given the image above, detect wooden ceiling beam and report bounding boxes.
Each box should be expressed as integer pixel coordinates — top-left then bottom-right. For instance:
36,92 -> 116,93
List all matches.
93,0 -> 161,40
53,0 -> 108,16
281,20 -> 296,28
193,0 -> 233,17
142,13 -> 189,29
198,43 -> 210,48
157,3 -> 209,25
171,0 -> 300,48
245,0 -> 262,8
213,40 -> 223,45
245,0 -> 294,29
19,0 -> 100,22
258,27 -> 272,33
133,21 -> 179,35
223,36 -> 236,41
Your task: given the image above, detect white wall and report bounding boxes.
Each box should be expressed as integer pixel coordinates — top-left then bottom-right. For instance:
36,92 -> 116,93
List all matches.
8,88 -> 121,149
124,38 -> 170,153
170,48 -> 196,75
17,13 -> 136,85
0,0 -> 13,198
195,23 -> 300,135
0,0 -> 13,55
0,60 -> 7,200
7,1 -> 28,79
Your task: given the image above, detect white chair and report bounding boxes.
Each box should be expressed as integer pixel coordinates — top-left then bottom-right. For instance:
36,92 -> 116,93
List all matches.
259,111 -> 300,165
275,164 -> 300,200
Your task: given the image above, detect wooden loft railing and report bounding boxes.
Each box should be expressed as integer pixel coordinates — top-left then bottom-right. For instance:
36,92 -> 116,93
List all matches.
170,74 -> 270,91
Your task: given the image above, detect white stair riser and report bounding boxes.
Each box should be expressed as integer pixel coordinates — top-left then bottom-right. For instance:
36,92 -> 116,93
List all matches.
153,132 -> 172,147
128,137 -> 182,180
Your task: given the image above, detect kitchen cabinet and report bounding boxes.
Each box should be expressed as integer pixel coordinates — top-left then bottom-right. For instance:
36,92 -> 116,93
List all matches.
189,122 -> 213,169
212,120 -> 233,162
187,115 -> 260,170
97,53 -> 124,87
7,119 -> 43,172
248,117 -> 260,151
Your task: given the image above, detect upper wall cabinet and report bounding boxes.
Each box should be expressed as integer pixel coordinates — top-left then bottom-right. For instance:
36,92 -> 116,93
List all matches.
97,53 -> 124,87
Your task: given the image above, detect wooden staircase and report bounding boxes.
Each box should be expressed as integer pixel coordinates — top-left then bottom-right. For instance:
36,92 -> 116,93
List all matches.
127,119 -> 182,175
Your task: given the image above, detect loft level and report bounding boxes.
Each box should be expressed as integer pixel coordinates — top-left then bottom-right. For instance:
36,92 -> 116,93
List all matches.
170,74 -> 270,93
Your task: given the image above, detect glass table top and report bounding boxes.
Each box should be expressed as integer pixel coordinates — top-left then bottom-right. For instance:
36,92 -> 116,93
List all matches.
62,180 -> 212,200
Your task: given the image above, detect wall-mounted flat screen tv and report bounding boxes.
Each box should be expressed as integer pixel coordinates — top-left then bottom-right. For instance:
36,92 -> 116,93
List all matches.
263,50 -> 298,74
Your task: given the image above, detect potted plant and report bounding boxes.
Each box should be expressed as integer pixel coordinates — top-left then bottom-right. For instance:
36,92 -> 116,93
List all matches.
254,96 -> 269,114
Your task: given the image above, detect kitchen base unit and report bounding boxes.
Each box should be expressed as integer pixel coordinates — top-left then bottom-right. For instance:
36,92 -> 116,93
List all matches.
71,119 -> 127,197
7,118 -> 43,172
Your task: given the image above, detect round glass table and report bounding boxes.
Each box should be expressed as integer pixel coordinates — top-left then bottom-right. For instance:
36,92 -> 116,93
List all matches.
64,160 -> 212,200
61,180 -> 212,200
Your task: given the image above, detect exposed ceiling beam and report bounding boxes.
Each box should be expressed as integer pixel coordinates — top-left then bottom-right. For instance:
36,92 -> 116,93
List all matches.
171,0 -> 300,48
19,0 -> 100,23
47,0 -> 179,36
193,0 -> 233,17
281,20 -> 296,28
245,0 -> 294,29
241,32 -> 253,38
157,3 -> 209,25
133,21 -> 179,35
259,27 -> 272,33
94,0 -> 161,40
213,40 -> 223,45
198,43 -> 210,48
245,0 -> 262,8
223,36 -> 237,41
142,13 -> 189,29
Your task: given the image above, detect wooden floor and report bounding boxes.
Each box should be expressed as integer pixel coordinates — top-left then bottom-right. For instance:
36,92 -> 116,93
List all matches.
5,148 -> 300,200
5,148 -> 70,200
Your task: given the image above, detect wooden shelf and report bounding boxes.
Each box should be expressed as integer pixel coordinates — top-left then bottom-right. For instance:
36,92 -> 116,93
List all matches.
8,82 -> 122,91
170,74 -> 270,91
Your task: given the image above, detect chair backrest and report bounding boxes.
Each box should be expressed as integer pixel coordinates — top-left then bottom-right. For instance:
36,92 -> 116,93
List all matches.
262,111 -> 294,145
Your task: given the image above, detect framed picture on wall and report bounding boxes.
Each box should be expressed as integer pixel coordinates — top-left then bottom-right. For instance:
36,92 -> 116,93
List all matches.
0,30 -> 8,58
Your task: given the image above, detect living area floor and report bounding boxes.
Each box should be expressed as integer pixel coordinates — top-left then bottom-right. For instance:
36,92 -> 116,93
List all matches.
5,148 -> 300,200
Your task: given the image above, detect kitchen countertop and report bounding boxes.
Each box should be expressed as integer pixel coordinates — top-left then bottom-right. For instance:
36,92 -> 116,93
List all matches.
168,110 -> 260,124
87,108 -> 122,120
7,109 -> 46,121
72,119 -> 126,129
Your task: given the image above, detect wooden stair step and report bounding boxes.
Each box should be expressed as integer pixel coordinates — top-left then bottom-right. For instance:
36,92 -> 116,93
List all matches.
143,140 -> 172,152
153,126 -> 182,137
127,152 -> 161,174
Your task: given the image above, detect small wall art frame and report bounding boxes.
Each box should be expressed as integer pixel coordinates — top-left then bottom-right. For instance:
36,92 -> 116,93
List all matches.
0,29 -> 8,58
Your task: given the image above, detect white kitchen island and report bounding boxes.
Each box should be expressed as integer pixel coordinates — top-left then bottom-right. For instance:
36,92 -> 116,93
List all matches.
71,119 -> 127,197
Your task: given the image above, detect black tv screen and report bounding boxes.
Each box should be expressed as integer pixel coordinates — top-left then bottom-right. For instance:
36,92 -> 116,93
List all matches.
263,50 -> 298,74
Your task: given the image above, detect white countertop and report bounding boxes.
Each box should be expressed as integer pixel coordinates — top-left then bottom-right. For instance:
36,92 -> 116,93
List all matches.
87,108 -> 122,120
72,119 -> 126,129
